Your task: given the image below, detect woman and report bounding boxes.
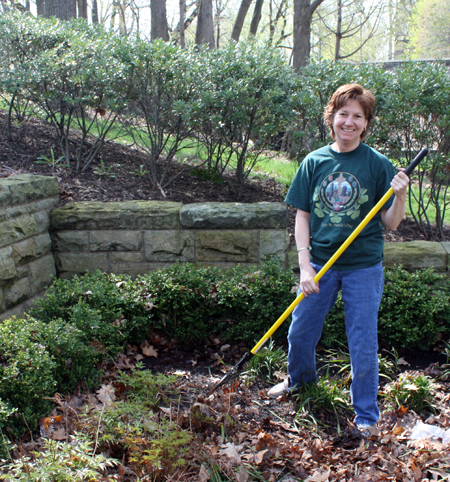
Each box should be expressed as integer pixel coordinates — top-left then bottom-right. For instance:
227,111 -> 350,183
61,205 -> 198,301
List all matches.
268,84 -> 410,431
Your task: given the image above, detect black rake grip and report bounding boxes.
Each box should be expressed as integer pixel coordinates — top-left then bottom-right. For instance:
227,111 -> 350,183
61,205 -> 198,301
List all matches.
404,148 -> 429,177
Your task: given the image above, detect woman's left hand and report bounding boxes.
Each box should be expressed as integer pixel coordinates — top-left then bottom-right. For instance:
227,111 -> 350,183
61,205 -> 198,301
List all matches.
391,168 -> 410,197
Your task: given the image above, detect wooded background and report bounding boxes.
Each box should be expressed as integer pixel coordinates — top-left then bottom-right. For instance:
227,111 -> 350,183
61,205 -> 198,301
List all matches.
1,0 -> 449,71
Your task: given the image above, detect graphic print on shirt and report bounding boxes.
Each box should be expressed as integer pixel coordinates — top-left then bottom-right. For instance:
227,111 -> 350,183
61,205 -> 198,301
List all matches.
312,171 -> 369,224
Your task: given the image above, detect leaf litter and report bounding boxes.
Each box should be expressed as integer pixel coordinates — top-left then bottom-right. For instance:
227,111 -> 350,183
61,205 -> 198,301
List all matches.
3,330 -> 445,482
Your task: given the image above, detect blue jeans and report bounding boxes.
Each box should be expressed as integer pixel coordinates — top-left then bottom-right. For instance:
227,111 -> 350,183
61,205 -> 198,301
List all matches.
287,261 -> 384,426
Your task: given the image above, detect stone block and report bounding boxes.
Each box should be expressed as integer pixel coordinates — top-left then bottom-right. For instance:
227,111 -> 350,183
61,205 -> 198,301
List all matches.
16,265 -> 30,280
287,247 -> 300,273
0,183 -> 12,208
34,233 -> 53,257
36,196 -> 60,212
4,203 -> 35,220
259,230 -> 290,261
3,277 -> 31,309
1,174 -> 59,205
0,289 -> 4,312
441,242 -> 450,270
109,252 -> 143,263
0,215 -> 38,247
29,254 -> 56,294
108,261 -> 171,278
51,231 -> 89,252
195,231 -> 259,263
12,238 -> 36,266
383,241 -> 448,271
180,202 -> 288,229
51,201 -> 182,230
35,210 -> 51,233
144,230 -> 194,262
55,252 -> 108,274
0,293 -> 42,322
90,230 -> 142,251
0,246 -> 16,283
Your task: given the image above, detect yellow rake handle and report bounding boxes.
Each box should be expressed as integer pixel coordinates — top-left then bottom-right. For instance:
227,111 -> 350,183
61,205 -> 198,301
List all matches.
251,147 -> 429,355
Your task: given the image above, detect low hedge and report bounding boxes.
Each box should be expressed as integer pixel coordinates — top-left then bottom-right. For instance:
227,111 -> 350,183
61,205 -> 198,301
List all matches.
322,266 -> 450,351
1,261 -> 449,441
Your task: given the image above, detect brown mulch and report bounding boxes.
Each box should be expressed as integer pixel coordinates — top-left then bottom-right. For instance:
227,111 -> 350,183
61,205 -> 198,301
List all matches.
2,110 -> 450,481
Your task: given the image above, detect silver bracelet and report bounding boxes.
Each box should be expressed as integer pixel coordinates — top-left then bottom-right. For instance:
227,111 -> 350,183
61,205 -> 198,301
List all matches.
297,247 -> 310,253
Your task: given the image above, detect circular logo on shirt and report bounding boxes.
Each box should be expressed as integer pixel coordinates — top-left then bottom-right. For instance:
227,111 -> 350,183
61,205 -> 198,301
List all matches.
313,172 -> 368,224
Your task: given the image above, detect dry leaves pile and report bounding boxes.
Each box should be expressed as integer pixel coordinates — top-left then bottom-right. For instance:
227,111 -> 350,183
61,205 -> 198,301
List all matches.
6,333 -> 447,482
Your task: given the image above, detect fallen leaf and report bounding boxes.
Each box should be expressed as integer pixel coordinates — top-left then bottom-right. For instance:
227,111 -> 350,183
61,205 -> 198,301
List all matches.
236,465 -> 249,482
141,342 -> 158,357
219,442 -> 242,464
393,425 -> 406,435
305,468 -> 331,482
198,464 -> 209,482
252,449 -> 269,465
96,384 -> 116,405
50,427 -> 67,441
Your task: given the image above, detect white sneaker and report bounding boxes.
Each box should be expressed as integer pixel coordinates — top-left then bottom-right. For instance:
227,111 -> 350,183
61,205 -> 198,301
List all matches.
267,378 -> 291,398
356,423 -> 376,437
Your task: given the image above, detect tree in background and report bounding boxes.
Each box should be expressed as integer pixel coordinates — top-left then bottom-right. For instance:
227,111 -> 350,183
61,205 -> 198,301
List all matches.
151,0 -> 169,40
314,0 -> 385,61
293,0 -> 325,71
231,0 -> 253,41
409,0 -> 450,58
196,0 -> 215,47
385,0 -> 416,59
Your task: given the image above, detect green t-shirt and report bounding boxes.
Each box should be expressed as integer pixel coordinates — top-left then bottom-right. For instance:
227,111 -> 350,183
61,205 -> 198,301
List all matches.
285,143 -> 397,270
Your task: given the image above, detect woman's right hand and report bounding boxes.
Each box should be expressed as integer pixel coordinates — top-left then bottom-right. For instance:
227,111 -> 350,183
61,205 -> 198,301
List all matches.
300,263 -> 320,297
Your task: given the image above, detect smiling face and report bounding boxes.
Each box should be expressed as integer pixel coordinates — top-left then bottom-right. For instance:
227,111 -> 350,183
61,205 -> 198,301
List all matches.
331,99 -> 368,152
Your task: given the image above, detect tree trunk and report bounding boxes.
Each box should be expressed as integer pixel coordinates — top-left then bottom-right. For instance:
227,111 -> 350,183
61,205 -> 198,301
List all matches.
36,0 -> 45,15
50,0 -> 77,19
195,0 -> 214,48
91,0 -> 98,23
334,0 -> 342,61
179,0 -> 186,47
249,0 -> 264,36
151,0 -> 170,41
231,0 -> 253,41
293,0 -> 325,71
77,0 -> 87,18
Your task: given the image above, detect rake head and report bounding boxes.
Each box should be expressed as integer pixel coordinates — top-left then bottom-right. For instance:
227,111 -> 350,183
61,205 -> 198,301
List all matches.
207,351 -> 253,396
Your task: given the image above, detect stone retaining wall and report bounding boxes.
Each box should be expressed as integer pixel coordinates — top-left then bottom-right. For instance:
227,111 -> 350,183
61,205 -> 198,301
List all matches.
0,175 -> 60,321
50,201 -> 290,278
1,174 -> 450,321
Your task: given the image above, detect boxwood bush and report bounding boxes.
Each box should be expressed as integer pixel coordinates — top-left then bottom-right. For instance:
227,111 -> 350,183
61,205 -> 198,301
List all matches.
322,266 -> 450,351
0,317 -> 56,438
136,257 -> 297,345
30,270 -> 152,358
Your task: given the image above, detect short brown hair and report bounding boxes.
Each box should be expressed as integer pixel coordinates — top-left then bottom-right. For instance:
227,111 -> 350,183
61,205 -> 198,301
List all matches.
323,84 -> 375,141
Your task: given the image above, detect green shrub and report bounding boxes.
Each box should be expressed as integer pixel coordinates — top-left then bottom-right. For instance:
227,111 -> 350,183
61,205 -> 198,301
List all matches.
137,262 -> 224,344
78,368 -> 189,479
378,266 -> 450,350
137,257 -> 296,345
34,317 -> 103,394
382,373 -> 436,414
321,266 -> 450,351
215,257 -> 296,344
0,317 -> 56,438
30,270 -> 151,358
0,435 -> 117,481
